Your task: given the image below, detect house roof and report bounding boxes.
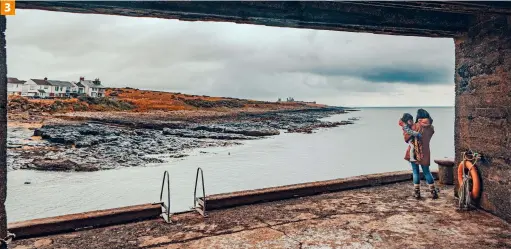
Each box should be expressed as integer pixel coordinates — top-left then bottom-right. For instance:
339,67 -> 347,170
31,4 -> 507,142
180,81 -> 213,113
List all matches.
80,80 -> 106,89
7,77 -> 26,84
38,89 -> 46,93
47,80 -> 74,87
31,79 -> 52,86
75,82 -> 86,88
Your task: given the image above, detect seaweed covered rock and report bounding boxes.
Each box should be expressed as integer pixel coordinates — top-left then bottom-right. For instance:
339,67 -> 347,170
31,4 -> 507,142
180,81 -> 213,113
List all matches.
29,159 -> 100,172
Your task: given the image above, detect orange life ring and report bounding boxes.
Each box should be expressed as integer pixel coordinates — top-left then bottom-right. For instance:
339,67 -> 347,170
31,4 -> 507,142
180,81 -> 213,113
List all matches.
457,160 -> 481,200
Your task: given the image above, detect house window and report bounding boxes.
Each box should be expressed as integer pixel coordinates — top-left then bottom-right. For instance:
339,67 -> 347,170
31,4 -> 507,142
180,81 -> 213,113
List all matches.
44,86 -> 49,89
30,86 -> 36,90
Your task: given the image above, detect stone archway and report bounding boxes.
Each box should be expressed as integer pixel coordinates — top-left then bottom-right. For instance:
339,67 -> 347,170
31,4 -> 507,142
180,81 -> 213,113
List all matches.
1,1 -> 510,237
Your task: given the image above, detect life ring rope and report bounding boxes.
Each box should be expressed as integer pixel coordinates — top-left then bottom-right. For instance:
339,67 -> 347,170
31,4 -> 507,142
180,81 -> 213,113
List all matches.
458,150 -> 482,210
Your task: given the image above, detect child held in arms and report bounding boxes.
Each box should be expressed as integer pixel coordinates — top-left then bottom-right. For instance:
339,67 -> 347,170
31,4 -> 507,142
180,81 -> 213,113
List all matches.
399,113 -> 422,163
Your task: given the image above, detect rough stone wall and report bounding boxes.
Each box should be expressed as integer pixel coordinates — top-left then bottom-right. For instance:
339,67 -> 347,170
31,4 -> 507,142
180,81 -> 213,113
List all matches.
454,14 -> 511,222
0,15 -> 6,238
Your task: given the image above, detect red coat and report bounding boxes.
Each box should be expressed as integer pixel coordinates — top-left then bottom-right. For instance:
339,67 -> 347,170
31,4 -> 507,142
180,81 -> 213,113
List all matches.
403,118 -> 434,166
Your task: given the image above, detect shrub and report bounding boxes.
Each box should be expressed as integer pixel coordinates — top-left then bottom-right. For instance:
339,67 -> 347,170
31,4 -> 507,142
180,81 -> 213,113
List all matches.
78,96 -> 135,111
182,99 -> 246,108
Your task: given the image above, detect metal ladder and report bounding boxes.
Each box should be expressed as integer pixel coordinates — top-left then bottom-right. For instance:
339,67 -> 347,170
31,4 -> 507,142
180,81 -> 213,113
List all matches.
193,167 -> 208,217
159,170 -> 172,223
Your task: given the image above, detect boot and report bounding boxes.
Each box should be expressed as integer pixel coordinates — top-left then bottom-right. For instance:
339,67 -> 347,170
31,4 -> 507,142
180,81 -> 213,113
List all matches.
429,185 -> 439,199
413,185 -> 421,199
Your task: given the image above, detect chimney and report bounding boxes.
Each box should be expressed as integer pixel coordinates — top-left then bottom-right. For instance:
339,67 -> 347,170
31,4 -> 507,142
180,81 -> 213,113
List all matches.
44,77 -> 47,80
79,76 -> 85,81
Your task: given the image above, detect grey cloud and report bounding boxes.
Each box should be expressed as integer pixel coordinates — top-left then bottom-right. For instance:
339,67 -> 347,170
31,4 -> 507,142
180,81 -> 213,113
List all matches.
358,68 -> 451,84
290,66 -> 451,84
7,9 -> 455,105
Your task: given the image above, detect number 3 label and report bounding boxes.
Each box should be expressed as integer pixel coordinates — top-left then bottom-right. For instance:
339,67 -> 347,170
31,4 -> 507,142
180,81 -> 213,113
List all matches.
1,1 -> 15,16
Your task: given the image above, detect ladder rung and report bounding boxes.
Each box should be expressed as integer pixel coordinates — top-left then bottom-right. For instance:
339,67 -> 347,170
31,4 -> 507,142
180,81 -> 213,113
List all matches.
197,198 -> 205,207
161,203 -> 168,211
195,207 -> 207,217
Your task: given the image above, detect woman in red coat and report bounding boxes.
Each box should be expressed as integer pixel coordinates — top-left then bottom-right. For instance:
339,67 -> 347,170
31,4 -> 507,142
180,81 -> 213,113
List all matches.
403,109 -> 438,199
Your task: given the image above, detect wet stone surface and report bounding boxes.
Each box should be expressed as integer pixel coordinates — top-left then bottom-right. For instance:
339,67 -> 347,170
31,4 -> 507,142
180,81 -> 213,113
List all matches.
7,108 -> 355,172
10,182 -> 511,249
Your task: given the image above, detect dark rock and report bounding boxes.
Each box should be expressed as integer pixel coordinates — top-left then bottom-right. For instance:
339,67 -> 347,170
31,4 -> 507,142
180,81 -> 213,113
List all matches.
75,164 -> 100,172
286,120 -> 354,133
33,129 -> 44,136
192,125 -> 279,137
172,154 -> 187,158
30,159 -> 80,171
9,107 -> 357,172
163,128 -> 257,140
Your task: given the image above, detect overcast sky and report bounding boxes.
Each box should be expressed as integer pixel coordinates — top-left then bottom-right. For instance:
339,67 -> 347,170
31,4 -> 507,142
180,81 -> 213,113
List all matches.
7,10 -> 455,107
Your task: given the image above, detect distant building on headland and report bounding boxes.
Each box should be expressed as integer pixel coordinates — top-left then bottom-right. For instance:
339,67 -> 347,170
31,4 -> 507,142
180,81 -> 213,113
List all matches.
277,97 -> 316,104
7,76 -> 107,98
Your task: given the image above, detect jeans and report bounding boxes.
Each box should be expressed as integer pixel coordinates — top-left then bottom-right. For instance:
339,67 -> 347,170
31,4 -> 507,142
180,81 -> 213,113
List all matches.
410,162 -> 435,185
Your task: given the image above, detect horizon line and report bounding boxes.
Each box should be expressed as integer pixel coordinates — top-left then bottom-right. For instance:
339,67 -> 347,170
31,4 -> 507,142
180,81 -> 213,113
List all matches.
345,106 -> 454,108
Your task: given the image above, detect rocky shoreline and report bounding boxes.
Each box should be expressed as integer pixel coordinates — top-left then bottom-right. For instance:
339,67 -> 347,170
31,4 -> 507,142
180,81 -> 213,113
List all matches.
7,107 -> 357,172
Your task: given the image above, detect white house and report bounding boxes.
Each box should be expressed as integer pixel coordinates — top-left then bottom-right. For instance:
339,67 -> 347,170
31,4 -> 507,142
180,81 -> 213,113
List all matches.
7,77 -> 26,95
47,80 -> 74,97
77,77 -> 106,97
13,76 -> 106,98
70,81 -> 85,95
23,78 -> 54,98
